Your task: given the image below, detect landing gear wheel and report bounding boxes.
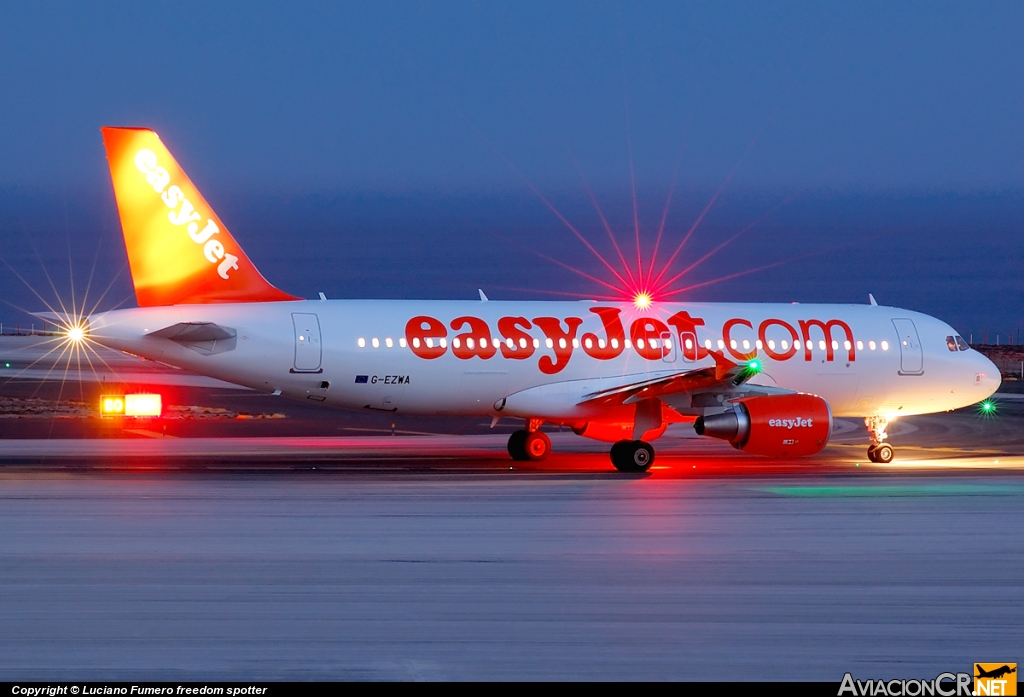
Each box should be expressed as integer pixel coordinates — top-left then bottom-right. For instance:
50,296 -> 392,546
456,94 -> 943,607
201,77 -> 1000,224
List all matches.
868,443 -> 894,464
523,431 -> 551,461
508,430 -> 529,461
863,416 -> 892,464
610,440 -> 655,473
610,440 -> 629,468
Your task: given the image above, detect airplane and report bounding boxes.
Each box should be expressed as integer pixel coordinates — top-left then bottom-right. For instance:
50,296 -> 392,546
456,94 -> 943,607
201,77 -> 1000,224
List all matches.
976,665 -> 1016,680
51,127 -> 1002,472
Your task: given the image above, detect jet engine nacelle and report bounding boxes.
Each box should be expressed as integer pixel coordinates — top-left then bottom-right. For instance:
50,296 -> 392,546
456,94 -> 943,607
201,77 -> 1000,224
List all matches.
693,393 -> 832,457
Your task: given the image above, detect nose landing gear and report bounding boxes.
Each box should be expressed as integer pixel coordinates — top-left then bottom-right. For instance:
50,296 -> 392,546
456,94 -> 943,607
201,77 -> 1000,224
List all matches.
865,416 -> 894,463
867,442 -> 894,464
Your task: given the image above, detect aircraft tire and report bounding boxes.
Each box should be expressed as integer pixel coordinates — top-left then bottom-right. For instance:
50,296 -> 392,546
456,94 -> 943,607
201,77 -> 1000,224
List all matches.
610,440 -> 631,470
610,440 -> 654,473
508,430 -> 529,461
524,431 -> 551,461
873,443 -> 894,463
867,445 -> 878,463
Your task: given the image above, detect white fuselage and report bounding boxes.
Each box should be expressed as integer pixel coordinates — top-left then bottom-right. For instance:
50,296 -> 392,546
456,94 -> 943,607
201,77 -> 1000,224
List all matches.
86,299 -> 1000,426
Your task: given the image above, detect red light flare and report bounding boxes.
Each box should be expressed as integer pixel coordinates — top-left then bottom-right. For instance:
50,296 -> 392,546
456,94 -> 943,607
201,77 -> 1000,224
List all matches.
569,150 -> 638,288
507,166 -> 636,292
569,137 -> 687,307
488,286 -> 627,302
644,145 -> 686,291
623,97 -> 643,284
495,236 -> 655,305
480,106 -> 802,307
650,195 -> 798,297
565,143 -> 766,306
492,232 -> 629,298
498,185 -> 794,309
648,110 -> 777,291
474,138 -> 646,303
656,237 -> 870,300
473,132 -> 635,293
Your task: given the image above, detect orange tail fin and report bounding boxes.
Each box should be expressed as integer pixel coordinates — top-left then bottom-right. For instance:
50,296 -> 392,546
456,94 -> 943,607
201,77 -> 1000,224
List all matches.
101,127 -> 299,306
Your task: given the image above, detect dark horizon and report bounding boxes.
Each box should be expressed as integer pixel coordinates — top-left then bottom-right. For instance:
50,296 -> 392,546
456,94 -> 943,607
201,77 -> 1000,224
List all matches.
1,185 -> 1021,343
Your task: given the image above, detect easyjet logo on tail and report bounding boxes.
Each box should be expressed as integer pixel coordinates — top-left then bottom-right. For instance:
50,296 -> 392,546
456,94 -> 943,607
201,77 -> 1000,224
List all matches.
102,126 -> 296,306
133,149 -> 239,280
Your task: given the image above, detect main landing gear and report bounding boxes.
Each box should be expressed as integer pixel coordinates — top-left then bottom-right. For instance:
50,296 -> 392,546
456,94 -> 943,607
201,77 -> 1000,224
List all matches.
610,439 -> 655,473
865,415 -> 894,463
506,419 -> 655,473
508,419 -> 551,461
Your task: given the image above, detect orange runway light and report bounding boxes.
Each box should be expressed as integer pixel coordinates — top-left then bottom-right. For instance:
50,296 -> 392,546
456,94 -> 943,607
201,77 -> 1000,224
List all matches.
126,393 -> 162,417
100,395 -> 125,416
100,394 -> 162,418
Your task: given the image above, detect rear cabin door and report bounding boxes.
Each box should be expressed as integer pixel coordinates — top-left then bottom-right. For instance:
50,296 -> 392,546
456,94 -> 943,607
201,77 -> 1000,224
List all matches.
292,313 -> 323,373
892,318 -> 924,375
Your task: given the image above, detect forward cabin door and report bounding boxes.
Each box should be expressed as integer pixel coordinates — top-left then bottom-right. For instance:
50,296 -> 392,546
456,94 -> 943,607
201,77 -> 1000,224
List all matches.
892,318 -> 924,375
292,313 -> 323,373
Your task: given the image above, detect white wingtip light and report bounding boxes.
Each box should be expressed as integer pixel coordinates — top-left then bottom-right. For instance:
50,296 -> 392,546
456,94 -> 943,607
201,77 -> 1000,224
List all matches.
67,325 -> 86,343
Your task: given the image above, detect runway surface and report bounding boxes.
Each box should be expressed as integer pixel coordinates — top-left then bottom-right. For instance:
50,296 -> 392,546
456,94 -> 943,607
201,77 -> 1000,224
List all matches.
1,470 -> 1021,681
1,366 -> 1022,680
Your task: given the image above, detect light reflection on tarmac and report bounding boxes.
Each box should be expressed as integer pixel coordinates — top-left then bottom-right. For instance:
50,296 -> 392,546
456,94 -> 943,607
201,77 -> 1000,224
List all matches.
0,417 -> 1022,679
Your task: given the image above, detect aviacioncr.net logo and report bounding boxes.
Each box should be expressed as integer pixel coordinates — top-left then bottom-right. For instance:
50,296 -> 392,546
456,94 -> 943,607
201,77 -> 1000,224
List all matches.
839,672 -> 972,696
974,663 -> 1017,696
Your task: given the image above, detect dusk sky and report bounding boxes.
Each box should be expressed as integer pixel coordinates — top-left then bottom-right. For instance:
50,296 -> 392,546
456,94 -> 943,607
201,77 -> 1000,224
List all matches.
1,2 -> 1022,340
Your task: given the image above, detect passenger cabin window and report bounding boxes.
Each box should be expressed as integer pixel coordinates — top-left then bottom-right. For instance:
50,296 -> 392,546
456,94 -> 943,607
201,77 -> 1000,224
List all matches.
946,336 -> 958,352
955,335 -> 970,351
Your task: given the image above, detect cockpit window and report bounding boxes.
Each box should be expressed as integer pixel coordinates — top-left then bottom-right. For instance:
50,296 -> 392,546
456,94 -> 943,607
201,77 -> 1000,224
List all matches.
946,336 -> 957,352
955,335 -> 970,351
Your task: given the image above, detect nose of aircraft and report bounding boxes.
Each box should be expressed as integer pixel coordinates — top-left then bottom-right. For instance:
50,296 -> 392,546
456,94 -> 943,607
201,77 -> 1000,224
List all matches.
973,351 -> 1002,399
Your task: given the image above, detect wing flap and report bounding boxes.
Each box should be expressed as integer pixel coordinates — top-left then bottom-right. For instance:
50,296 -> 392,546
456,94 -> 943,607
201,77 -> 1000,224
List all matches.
580,350 -> 749,407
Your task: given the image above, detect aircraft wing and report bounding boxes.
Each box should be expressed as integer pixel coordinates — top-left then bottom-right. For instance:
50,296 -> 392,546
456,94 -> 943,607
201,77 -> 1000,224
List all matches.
578,350 -> 754,408
491,349 -> 788,424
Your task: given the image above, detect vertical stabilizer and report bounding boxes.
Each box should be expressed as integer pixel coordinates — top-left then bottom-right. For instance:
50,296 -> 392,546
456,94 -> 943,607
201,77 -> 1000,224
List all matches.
101,127 -> 298,306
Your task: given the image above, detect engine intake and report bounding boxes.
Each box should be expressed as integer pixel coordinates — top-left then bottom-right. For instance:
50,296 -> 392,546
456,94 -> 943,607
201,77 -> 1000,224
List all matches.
694,393 -> 832,458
